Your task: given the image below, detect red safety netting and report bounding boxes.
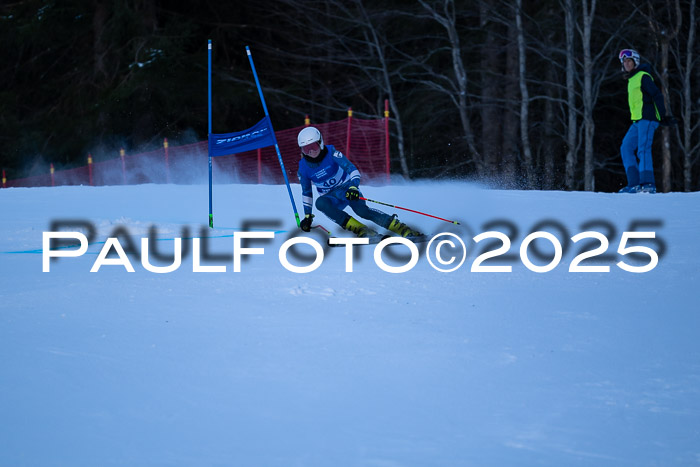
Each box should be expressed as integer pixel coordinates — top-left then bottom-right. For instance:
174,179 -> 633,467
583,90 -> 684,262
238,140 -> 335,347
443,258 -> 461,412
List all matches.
4,117 -> 389,188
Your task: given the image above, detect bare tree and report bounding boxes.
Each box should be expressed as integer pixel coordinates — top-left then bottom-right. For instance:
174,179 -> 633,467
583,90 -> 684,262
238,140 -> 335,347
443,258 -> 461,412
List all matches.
564,0 -> 579,190
581,0 -> 596,191
480,0 -> 503,177
247,0 -> 413,178
417,0 -> 484,173
542,56 -> 559,188
519,0 -> 633,191
353,0 -> 412,178
676,0 -> 699,191
646,0 -> 682,192
577,1 -> 634,190
515,0 -> 533,185
502,23 -> 520,180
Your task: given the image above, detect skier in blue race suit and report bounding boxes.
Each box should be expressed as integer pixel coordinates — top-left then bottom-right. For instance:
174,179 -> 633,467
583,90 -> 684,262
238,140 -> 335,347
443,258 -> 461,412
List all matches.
617,49 -> 675,194
296,126 -> 421,238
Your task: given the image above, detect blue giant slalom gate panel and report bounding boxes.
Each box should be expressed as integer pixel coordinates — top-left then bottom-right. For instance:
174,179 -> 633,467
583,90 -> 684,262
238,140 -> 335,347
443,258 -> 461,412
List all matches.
208,116 -> 276,158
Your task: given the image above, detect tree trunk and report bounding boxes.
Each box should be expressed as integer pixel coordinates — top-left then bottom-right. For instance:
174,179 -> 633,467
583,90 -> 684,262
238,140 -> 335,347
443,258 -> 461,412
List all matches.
683,0 -> 696,191
660,40 -> 672,192
582,0 -> 596,191
516,0 -> 533,186
388,96 -> 410,179
445,5 -> 482,173
564,0 -> 578,190
501,24 -> 520,182
646,0 -> 682,192
480,0 -> 502,177
543,60 -> 557,189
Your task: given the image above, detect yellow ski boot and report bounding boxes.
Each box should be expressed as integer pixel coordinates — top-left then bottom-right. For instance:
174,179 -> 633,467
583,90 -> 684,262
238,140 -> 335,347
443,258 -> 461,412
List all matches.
387,216 -> 423,237
343,216 -> 378,238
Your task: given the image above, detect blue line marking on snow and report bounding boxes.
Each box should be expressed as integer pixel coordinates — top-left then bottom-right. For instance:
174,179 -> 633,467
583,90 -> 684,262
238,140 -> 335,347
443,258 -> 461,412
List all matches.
1,229 -> 288,255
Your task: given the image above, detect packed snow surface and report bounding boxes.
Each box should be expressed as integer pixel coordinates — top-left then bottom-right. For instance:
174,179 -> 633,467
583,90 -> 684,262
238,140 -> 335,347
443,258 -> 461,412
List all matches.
1,182 -> 698,466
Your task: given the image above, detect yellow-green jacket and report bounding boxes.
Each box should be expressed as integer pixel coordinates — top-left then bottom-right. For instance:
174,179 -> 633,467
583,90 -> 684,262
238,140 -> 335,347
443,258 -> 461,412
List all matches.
626,64 -> 666,121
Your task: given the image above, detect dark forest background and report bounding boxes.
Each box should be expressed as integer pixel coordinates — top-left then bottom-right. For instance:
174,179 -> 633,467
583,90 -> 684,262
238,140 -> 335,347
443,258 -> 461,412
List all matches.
1,0 -> 698,191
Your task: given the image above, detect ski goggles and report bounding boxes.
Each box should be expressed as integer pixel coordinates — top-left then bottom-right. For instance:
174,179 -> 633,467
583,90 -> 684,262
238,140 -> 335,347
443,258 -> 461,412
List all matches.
301,142 -> 321,155
619,49 -> 636,63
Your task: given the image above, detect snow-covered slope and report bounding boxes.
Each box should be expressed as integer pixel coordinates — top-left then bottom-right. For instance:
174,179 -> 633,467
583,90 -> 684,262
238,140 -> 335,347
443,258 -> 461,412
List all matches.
1,182 -> 698,466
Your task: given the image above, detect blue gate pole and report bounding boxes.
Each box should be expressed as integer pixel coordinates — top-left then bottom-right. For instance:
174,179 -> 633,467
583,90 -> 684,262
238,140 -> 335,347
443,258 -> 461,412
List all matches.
208,40 -> 214,228
246,46 -> 301,227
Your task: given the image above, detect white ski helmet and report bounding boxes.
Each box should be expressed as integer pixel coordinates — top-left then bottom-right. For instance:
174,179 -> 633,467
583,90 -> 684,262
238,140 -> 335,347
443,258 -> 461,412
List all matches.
619,49 -> 640,67
297,126 -> 324,151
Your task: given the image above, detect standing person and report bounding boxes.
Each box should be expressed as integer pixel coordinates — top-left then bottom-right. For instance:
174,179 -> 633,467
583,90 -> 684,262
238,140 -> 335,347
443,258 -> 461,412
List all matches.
618,49 -> 673,194
296,126 -> 422,238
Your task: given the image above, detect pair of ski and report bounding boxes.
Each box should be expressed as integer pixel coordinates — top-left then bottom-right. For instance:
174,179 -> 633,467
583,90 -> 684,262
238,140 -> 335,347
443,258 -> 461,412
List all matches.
326,233 -> 429,247
311,224 -> 428,247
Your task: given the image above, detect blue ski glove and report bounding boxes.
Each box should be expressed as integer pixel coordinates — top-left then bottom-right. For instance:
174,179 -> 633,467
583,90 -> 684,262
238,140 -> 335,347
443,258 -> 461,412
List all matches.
300,214 -> 314,232
345,186 -> 360,201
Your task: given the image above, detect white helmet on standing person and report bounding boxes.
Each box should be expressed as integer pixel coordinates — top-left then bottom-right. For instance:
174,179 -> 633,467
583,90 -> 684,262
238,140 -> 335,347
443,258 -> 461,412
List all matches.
618,49 -> 640,67
297,126 -> 324,154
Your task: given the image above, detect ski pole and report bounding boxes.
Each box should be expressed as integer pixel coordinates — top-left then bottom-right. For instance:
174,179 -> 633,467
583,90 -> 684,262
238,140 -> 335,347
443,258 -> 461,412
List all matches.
313,224 -> 332,236
360,197 -> 460,225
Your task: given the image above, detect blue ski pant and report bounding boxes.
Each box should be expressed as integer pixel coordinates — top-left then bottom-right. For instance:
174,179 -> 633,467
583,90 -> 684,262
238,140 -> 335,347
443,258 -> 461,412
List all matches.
620,119 -> 659,187
315,187 -> 393,229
